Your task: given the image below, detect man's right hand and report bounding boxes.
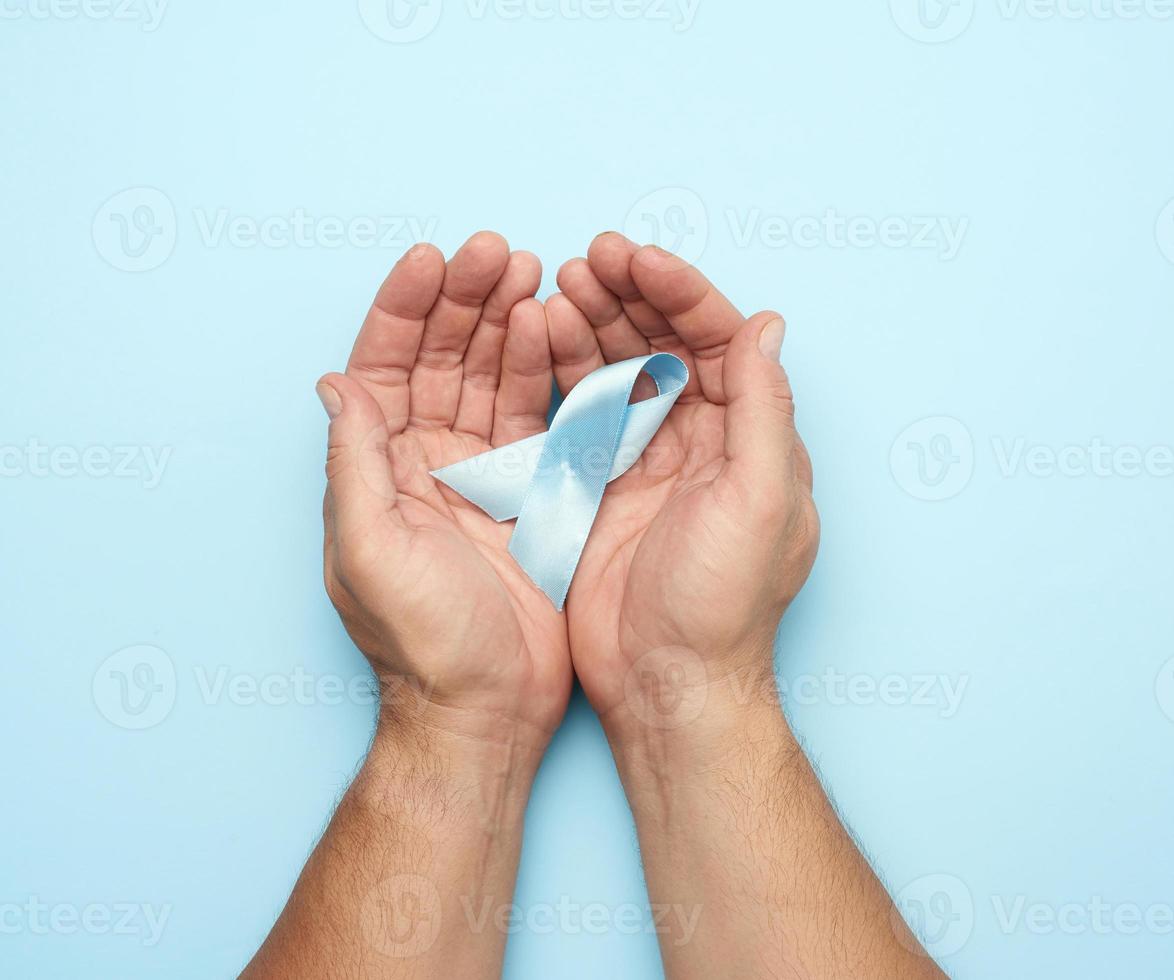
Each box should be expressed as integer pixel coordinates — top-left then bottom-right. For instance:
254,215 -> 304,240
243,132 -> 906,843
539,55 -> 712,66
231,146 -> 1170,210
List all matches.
544,234 -> 945,980
545,232 -> 819,736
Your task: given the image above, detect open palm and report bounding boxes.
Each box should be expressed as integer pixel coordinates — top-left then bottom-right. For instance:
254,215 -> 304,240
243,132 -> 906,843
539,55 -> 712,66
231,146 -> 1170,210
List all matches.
320,232 -> 571,739
544,235 -> 818,722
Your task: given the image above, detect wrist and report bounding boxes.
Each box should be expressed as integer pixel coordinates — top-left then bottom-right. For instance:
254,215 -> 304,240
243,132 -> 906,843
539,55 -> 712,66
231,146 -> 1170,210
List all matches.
599,647 -> 798,820
372,664 -> 556,768
600,640 -> 786,749
350,707 -> 544,833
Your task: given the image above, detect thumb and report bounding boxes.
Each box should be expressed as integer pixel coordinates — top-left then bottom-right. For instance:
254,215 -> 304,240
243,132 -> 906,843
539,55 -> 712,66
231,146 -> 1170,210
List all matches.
719,311 -> 798,503
316,372 -> 397,542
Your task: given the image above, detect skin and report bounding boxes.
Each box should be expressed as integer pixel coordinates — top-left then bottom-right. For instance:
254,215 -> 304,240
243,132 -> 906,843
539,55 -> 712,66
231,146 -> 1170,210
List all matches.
551,233 -> 945,979
243,232 -> 571,979
318,232 -> 571,741
547,235 -> 819,719
241,231 -> 946,980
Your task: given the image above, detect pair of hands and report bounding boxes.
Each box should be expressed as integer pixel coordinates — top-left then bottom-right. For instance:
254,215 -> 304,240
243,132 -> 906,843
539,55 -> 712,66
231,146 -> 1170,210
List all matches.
316,230 -> 818,760
252,257 -> 937,980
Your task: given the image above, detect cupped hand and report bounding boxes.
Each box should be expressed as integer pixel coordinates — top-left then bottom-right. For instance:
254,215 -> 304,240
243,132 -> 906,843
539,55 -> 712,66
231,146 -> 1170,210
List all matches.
545,234 -> 819,728
318,232 -> 572,745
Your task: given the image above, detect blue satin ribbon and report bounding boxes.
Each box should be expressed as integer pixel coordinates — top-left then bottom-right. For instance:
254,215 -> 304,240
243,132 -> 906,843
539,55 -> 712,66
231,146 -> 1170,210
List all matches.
432,353 -> 689,610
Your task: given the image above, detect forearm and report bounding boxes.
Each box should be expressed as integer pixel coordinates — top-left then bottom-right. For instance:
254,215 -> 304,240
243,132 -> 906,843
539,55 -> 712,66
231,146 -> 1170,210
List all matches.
242,709 -> 543,980
605,653 -> 945,980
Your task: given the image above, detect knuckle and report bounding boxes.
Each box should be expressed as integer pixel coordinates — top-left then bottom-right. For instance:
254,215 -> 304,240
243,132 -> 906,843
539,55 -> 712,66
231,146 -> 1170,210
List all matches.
755,385 -> 795,426
325,444 -> 350,481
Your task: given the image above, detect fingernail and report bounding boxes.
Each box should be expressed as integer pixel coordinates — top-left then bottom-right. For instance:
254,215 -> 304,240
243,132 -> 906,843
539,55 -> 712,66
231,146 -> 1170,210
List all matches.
758,318 -> 786,361
316,383 -> 342,419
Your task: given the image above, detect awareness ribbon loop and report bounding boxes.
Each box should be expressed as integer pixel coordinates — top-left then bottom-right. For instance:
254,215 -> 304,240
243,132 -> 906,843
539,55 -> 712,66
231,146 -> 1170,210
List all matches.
431,353 -> 689,610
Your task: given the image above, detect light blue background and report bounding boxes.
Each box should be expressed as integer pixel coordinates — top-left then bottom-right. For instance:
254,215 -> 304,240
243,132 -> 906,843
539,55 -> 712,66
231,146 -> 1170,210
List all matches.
3,1 -> 1174,977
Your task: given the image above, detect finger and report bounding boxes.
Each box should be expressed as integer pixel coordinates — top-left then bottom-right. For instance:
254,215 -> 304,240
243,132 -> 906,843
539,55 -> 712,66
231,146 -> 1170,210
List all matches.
408,231 -> 511,430
492,298 -> 553,446
347,244 -> 446,432
628,243 -> 747,404
555,257 -> 649,364
545,292 -> 604,396
316,372 -> 401,544
718,312 -> 797,516
585,232 -> 702,400
453,250 -> 542,442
